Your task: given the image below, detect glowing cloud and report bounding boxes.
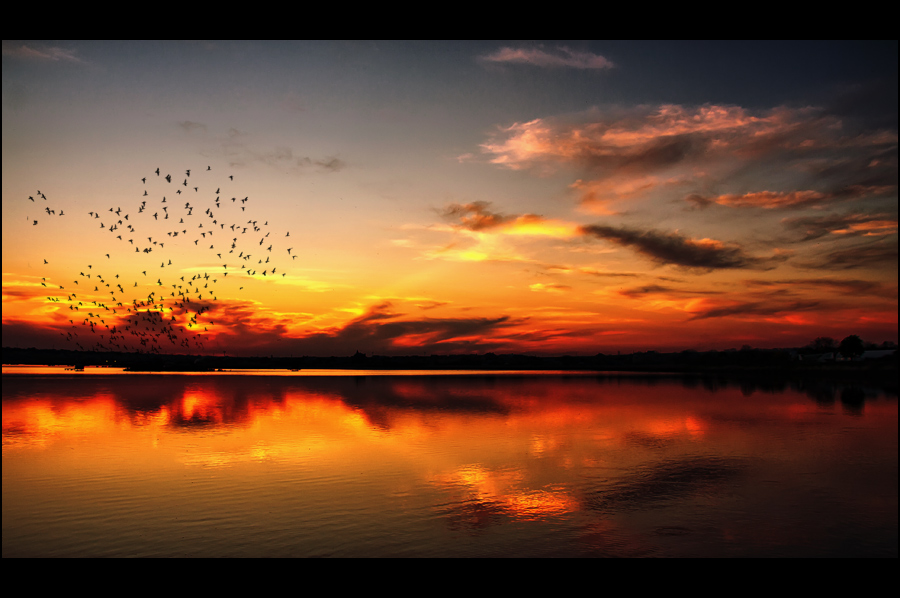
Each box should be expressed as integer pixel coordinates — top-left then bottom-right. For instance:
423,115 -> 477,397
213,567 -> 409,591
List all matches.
478,104 -> 897,217
478,105 -> 799,173
439,202 -> 579,238
529,283 -> 572,293
481,46 -> 615,70
688,185 -> 895,210
782,212 -> 898,241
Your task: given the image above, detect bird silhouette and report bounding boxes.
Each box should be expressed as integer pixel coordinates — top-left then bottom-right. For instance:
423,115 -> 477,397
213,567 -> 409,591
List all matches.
30,163 -> 301,355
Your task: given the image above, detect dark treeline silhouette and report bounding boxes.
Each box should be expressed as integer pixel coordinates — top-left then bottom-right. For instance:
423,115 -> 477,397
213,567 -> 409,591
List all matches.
803,334 -> 891,357
4,337 -> 896,386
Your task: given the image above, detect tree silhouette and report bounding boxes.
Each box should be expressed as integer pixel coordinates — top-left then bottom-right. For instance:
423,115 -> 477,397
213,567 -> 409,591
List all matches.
808,337 -> 836,352
839,335 -> 865,359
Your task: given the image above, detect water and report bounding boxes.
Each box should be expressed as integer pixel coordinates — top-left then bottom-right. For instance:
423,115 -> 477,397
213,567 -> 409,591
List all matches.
3,369 -> 897,557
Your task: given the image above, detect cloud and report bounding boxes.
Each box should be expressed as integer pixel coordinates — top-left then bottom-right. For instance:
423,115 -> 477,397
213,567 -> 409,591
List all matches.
310,156 -> 345,172
574,175 -> 692,213
1,319 -> 73,350
177,301 -> 531,357
617,284 -> 674,297
798,241 -> 898,270
2,42 -> 84,63
178,121 -> 208,134
480,46 -> 614,70
2,277 -> 60,302
826,76 -> 899,131
683,194 -> 716,210
574,268 -> 640,278
439,201 -> 513,231
743,277 -> 896,299
479,105 -> 797,173
702,190 -> 829,209
529,283 -> 572,293
422,202 -> 585,265
686,300 -> 821,321
414,300 -> 450,311
477,104 -> 897,212
280,302 -> 528,355
687,185 -> 895,211
617,284 -> 722,298
438,201 -> 579,238
781,212 -> 898,241
579,224 -> 780,271
215,132 -> 345,173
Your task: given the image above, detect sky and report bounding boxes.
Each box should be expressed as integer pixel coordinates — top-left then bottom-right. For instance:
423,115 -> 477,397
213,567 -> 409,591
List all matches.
2,41 -> 897,357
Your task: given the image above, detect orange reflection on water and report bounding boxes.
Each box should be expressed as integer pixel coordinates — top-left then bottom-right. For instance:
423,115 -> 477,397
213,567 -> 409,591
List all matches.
2,395 -> 122,449
2,375 -> 723,480
432,463 -> 580,521
3,372 -> 897,556
171,391 -> 223,427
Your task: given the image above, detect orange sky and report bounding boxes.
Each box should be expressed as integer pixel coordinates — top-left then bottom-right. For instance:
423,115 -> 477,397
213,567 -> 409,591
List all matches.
2,42 -> 897,356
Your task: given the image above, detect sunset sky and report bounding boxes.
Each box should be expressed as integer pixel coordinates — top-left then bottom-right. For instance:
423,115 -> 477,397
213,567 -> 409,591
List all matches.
2,41 -> 897,356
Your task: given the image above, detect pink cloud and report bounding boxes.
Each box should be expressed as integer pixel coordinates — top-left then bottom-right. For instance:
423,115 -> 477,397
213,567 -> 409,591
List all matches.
481,46 -> 614,70
478,104 -> 897,212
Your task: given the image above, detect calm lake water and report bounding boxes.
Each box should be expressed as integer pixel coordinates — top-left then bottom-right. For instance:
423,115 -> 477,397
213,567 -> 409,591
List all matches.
3,367 -> 897,557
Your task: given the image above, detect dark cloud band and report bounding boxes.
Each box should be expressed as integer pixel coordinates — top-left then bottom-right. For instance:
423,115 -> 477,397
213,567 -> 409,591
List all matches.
579,224 -> 777,271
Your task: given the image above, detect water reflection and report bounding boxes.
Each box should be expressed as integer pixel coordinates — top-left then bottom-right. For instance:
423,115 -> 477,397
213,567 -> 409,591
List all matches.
584,455 -> 745,513
3,372 -> 897,557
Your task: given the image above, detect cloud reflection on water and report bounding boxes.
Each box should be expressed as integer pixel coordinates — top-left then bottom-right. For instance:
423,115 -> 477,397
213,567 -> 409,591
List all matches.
3,371 -> 896,556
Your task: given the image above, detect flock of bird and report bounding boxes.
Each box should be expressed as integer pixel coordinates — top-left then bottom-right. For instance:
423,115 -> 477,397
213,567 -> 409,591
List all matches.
30,166 -> 299,354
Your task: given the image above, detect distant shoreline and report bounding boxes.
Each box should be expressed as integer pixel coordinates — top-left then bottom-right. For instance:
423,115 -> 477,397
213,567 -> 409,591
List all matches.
3,346 -> 896,387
